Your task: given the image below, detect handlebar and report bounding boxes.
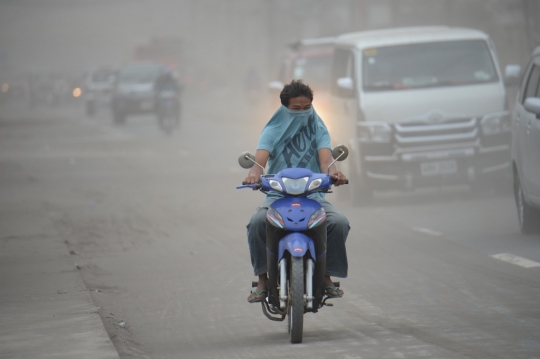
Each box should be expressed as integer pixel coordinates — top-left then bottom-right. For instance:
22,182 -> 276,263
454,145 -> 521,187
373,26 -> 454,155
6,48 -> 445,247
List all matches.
236,184 -> 261,190
237,178 -> 348,190
330,178 -> 349,185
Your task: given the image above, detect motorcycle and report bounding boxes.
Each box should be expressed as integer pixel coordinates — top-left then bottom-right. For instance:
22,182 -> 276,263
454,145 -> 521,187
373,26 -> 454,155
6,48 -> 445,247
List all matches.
237,145 -> 349,343
156,90 -> 180,135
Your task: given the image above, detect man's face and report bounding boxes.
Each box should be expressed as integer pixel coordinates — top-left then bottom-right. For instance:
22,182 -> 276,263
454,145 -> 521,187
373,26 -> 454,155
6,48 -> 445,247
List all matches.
287,96 -> 312,111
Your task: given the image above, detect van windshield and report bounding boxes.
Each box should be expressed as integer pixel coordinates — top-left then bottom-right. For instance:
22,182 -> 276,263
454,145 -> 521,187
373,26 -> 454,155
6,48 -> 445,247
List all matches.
362,40 -> 498,92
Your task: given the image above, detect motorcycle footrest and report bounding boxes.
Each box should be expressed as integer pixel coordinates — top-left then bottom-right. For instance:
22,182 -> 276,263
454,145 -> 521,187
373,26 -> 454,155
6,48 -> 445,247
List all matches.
320,296 -> 338,307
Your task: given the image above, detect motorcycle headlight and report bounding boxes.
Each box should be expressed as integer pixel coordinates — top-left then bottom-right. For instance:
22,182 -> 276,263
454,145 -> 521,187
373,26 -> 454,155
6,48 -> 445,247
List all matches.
481,112 -> 511,136
269,179 -> 283,192
266,207 -> 284,228
358,122 -> 392,143
308,208 -> 326,229
307,178 -> 323,192
282,177 -> 309,195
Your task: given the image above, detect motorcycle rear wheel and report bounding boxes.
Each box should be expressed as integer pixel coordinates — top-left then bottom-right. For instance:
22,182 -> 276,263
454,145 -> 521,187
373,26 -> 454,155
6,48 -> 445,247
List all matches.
289,256 -> 304,343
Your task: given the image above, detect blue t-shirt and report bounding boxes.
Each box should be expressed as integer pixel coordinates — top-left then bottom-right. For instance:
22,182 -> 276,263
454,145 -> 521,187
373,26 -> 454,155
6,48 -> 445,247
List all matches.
257,105 -> 331,199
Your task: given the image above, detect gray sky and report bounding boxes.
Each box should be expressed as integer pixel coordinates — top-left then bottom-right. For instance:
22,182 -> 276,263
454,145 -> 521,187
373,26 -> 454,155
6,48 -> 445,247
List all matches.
0,0 -> 536,83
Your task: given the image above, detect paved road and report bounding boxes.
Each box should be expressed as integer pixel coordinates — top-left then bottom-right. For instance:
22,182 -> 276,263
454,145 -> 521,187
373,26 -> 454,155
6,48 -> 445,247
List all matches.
2,93 -> 540,359
0,103 -> 121,359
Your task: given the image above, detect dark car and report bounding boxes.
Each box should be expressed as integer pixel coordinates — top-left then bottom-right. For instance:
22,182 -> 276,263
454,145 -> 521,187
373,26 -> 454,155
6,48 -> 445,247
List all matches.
110,63 -> 168,124
511,46 -> 540,234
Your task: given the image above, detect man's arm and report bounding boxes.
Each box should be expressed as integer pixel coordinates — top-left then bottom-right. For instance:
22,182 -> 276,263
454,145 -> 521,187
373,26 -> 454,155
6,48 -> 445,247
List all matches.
318,148 -> 348,186
242,149 -> 270,184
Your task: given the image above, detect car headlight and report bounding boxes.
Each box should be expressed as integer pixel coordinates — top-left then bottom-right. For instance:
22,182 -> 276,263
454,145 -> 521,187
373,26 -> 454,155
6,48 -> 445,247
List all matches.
481,112 -> 511,136
266,207 -> 284,228
308,208 -> 326,229
269,179 -> 283,192
282,177 -> 309,195
307,178 -> 322,191
358,122 -> 392,143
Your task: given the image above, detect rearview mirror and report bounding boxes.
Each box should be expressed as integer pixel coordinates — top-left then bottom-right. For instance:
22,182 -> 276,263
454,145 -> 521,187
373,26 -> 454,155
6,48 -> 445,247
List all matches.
504,64 -> 521,87
331,145 -> 349,161
524,97 -> 540,118
238,151 -> 255,169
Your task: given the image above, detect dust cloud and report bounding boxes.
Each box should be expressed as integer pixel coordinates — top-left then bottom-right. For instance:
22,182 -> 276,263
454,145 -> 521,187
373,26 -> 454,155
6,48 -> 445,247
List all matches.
0,0 -> 538,200
0,1 -> 536,93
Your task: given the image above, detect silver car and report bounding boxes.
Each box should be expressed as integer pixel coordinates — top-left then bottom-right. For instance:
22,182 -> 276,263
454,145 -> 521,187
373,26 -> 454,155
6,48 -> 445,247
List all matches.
511,46 -> 540,234
84,67 -> 116,116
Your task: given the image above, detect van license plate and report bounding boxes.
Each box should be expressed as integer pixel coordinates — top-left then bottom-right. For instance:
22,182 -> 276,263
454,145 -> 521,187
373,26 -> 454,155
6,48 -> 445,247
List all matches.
421,160 -> 457,176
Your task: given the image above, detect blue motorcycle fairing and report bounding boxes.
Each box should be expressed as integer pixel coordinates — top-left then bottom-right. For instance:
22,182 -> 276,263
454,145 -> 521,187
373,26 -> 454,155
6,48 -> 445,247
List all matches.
279,167 -> 314,179
270,196 -> 322,231
260,168 -> 332,196
278,232 -> 316,261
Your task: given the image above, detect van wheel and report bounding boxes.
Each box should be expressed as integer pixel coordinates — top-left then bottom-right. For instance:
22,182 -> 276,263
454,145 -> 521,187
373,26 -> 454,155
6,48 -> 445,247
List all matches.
514,171 -> 540,234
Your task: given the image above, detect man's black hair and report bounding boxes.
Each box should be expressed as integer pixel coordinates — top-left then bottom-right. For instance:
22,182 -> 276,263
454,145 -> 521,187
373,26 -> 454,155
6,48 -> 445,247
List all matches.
279,79 -> 313,107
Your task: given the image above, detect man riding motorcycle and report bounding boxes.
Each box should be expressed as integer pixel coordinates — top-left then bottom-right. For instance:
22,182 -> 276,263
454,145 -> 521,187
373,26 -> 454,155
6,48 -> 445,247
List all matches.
242,79 -> 350,303
154,68 -> 181,118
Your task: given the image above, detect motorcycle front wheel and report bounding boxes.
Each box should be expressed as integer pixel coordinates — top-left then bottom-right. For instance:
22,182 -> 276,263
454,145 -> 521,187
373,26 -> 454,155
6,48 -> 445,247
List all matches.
288,256 -> 304,343
158,111 -> 179,135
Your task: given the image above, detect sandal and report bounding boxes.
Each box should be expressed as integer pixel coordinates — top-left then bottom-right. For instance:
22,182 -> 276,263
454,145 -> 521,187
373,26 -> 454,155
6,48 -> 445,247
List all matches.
247,289 -> 267,303
325,286 -> 344,298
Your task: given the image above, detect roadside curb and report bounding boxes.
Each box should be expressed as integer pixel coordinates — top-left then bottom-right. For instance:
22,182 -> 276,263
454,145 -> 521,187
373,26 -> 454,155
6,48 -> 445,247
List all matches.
0,106 -> 120,359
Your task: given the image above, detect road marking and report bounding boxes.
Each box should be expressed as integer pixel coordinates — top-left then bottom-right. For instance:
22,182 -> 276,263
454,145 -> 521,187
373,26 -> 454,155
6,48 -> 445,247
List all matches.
491,253 -> 540,268
412,226 -> 443,236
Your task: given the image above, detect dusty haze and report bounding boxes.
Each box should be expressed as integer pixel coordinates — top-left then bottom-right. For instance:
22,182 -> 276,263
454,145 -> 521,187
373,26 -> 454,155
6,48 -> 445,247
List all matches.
0,0 -> 538,87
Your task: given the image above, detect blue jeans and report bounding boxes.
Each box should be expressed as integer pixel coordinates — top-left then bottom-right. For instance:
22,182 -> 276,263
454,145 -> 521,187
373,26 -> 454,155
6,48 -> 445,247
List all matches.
247,198 -> 350,278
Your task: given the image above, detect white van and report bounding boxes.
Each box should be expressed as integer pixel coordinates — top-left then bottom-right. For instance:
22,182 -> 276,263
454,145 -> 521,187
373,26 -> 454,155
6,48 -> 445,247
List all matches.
329,26 -> 519,204
511,46 -> 540,234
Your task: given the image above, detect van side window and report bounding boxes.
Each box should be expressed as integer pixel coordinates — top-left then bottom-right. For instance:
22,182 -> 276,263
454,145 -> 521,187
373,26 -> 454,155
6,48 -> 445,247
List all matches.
331,49 -> 355,97
523,64 -> 540,103
518,61 -> 533,103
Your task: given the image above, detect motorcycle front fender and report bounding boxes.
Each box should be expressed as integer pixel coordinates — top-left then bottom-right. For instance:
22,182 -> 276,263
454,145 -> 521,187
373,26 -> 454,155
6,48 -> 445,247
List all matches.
278,232 -> 316,261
